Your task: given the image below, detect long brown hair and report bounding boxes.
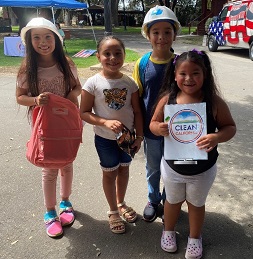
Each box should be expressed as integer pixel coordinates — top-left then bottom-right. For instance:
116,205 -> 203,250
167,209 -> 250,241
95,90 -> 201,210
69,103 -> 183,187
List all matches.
17,29 -> 77,113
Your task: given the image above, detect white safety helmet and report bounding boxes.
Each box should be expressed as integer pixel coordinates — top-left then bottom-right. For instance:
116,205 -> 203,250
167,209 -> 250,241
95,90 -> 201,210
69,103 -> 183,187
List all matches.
141,5 -> 181,39
21,17 -> 63,45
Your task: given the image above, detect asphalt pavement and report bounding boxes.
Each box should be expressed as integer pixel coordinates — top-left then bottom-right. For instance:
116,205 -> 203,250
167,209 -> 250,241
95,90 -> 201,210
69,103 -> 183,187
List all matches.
0,30 -> 252,259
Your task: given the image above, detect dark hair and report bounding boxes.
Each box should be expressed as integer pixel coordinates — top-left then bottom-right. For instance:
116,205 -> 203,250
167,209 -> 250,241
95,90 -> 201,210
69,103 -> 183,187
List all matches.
96,35 -> 125,54
17,29 -> 77,115
56,22 -> 61,29
158,50 -> 220,113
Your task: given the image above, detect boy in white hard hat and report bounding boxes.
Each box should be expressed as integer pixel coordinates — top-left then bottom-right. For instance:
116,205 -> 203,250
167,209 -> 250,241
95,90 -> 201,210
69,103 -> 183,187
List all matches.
132,5 -> 180,222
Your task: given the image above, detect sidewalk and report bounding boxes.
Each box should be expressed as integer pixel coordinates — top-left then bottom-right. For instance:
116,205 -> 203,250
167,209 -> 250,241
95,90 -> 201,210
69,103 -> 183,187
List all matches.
0,33 -> 252,259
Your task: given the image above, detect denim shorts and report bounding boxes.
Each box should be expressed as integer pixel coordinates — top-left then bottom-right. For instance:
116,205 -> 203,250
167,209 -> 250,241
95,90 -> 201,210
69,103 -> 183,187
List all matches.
95,135 -> 132,171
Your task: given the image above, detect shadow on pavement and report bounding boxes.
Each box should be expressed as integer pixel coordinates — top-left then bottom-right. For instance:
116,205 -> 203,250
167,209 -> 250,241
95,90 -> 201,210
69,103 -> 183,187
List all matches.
64,210 -> 251,258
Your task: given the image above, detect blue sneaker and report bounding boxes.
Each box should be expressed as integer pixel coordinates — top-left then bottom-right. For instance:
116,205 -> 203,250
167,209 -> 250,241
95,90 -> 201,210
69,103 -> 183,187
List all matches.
44,210 -> 63,238
59,200 -> 75,226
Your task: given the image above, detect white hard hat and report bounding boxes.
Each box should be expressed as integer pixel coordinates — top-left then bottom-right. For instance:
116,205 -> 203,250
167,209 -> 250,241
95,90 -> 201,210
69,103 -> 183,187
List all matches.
141,5 -> 181,39
21,17 -> 63,45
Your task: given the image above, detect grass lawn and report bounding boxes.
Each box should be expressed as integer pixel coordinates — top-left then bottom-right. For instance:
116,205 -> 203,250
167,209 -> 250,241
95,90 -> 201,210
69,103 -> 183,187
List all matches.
0,37 -> 140,69
0,26 -> 198,69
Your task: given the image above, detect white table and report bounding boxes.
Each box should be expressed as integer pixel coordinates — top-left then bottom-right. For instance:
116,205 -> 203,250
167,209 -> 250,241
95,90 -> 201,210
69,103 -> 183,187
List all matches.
4,36 -> 26,57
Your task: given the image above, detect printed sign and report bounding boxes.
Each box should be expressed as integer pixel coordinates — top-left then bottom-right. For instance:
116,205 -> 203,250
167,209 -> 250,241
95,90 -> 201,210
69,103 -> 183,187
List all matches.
164,103 -> 207,160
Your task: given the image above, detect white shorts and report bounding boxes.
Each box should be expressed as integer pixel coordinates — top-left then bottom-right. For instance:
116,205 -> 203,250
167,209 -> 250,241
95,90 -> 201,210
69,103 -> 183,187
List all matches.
161,157 -> 217,207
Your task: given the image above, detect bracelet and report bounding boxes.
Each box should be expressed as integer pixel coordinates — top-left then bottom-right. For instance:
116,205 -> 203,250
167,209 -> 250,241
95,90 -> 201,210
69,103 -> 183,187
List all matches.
34,97 -> 38,106
136,135 -> 144,141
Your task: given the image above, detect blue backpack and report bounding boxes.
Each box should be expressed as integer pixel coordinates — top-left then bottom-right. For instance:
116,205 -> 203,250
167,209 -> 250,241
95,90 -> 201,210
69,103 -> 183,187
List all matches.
139,51 -> 152,87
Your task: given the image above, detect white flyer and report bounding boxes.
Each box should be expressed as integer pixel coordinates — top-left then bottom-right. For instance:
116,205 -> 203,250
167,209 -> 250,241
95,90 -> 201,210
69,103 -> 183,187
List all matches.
164,103 -> 207,160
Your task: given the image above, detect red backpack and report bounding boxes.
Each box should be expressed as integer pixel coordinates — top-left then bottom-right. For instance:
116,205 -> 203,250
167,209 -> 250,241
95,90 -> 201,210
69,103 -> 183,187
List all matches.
26,93 -> 83,169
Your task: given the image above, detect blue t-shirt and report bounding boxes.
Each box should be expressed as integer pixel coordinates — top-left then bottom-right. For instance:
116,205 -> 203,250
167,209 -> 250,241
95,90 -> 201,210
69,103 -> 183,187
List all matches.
133,54 -> 174,139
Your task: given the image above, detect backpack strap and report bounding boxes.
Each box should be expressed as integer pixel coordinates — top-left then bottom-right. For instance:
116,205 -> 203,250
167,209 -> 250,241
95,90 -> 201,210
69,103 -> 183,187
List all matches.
139,51 -> 152,87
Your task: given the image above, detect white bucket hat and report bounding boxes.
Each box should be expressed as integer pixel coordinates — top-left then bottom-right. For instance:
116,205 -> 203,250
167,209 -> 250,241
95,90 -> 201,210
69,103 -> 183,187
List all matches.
21,17 -> 63,45
141,5 -> 181,39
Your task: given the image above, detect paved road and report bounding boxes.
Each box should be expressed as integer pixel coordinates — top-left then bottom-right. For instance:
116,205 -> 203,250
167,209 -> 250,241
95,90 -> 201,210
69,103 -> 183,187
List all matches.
0,30 -> 252,258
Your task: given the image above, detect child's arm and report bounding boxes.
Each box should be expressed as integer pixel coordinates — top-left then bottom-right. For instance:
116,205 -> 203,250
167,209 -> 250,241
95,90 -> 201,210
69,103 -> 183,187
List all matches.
131,90 -> 144,152
150,96 -> 170,137
16,87 -> 51,106
16,87 -> 36,107
66,78 -> 82,107
80,89 -> 123,133
196,96 -> 236,152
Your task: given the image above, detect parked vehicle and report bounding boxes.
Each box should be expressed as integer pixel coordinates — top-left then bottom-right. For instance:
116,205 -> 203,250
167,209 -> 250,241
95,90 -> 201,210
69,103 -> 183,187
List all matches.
207,0 -> 253,60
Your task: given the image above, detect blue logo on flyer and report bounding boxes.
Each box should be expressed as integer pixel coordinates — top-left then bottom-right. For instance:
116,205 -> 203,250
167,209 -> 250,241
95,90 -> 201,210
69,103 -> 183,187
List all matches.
169,109 -> 204,144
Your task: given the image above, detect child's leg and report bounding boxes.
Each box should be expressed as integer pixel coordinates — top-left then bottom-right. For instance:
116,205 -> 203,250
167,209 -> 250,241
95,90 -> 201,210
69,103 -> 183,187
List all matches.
42,168 -> 58,211
42,168 -> 63,237
116,165 -> 137,222
103,168 -> 125,233
59,163 -> 75,226
185,202 -> 204,259
163,200 -> 183,231
95,135 -> 126,233
184,164 -> 217,258
59,163 -> 73,200
102,168 -> 119,213
116,165 -> 129,204
186,163 -> 217,238
187,202 -> 205,238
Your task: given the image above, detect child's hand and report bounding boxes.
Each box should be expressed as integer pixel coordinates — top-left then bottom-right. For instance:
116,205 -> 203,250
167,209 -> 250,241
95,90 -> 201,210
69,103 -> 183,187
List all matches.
196,133 -> 218,152
104,120 -> 122,134
35,92 -> 49,106
131,138 -> 142,153
158,122 -> 169,137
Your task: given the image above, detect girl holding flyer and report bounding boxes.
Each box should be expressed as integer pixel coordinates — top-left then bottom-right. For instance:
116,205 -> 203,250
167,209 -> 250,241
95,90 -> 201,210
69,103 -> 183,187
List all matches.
150,50 -> 236,258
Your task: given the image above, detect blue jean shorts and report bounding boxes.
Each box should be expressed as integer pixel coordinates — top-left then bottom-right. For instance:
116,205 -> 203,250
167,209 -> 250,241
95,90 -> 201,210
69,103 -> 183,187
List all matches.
95,135 -> 132,171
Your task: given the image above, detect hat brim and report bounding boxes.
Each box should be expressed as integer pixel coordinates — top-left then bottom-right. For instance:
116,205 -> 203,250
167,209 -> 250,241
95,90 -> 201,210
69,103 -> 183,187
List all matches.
21,25 -> 63,46
141,19 -> 181,39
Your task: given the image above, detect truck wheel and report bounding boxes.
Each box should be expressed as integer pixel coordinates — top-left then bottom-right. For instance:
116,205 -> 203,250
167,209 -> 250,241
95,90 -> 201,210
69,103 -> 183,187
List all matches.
208,35 -> 218,52
249,42 -> 253,61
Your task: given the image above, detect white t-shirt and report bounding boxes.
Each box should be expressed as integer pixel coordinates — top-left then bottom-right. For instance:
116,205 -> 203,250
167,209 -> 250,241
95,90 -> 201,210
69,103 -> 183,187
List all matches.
82,73 -> 138,140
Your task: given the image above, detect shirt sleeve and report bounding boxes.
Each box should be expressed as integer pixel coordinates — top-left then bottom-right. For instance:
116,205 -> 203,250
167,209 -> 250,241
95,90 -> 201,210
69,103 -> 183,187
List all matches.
16,73 -> 28,89
132,58 -> 143,96
82,76 -> 95,95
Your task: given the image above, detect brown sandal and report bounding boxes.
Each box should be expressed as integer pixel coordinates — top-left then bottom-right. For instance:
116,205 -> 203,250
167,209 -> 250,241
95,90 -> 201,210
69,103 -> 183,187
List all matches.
107,210 -> 125,234
117,201 -> 138,223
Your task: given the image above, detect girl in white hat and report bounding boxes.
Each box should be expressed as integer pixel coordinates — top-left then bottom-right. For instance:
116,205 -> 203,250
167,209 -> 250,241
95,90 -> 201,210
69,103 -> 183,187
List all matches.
16,17 -> 81,238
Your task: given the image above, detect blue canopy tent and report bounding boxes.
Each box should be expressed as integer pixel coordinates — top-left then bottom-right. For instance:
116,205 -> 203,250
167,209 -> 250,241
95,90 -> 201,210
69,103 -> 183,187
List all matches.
0,0 -> 88,9
0,0 -> 97,43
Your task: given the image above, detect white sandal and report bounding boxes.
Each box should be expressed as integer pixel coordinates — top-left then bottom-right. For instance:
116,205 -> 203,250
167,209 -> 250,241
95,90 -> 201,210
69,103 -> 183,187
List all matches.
107,210 -> 125,234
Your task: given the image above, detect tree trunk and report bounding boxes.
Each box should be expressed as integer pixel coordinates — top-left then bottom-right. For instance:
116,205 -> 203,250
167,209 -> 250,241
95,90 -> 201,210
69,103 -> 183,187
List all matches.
11,7 -> 37,34
111,0 -> 119,27
171,0 -> 178,11
64,9 -> 71,26
104,0 -> 112,35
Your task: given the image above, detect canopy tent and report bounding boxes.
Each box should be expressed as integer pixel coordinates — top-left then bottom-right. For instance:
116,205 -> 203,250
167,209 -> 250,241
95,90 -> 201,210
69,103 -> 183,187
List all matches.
0,0 -> 88,9
0,0 -> 98,44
